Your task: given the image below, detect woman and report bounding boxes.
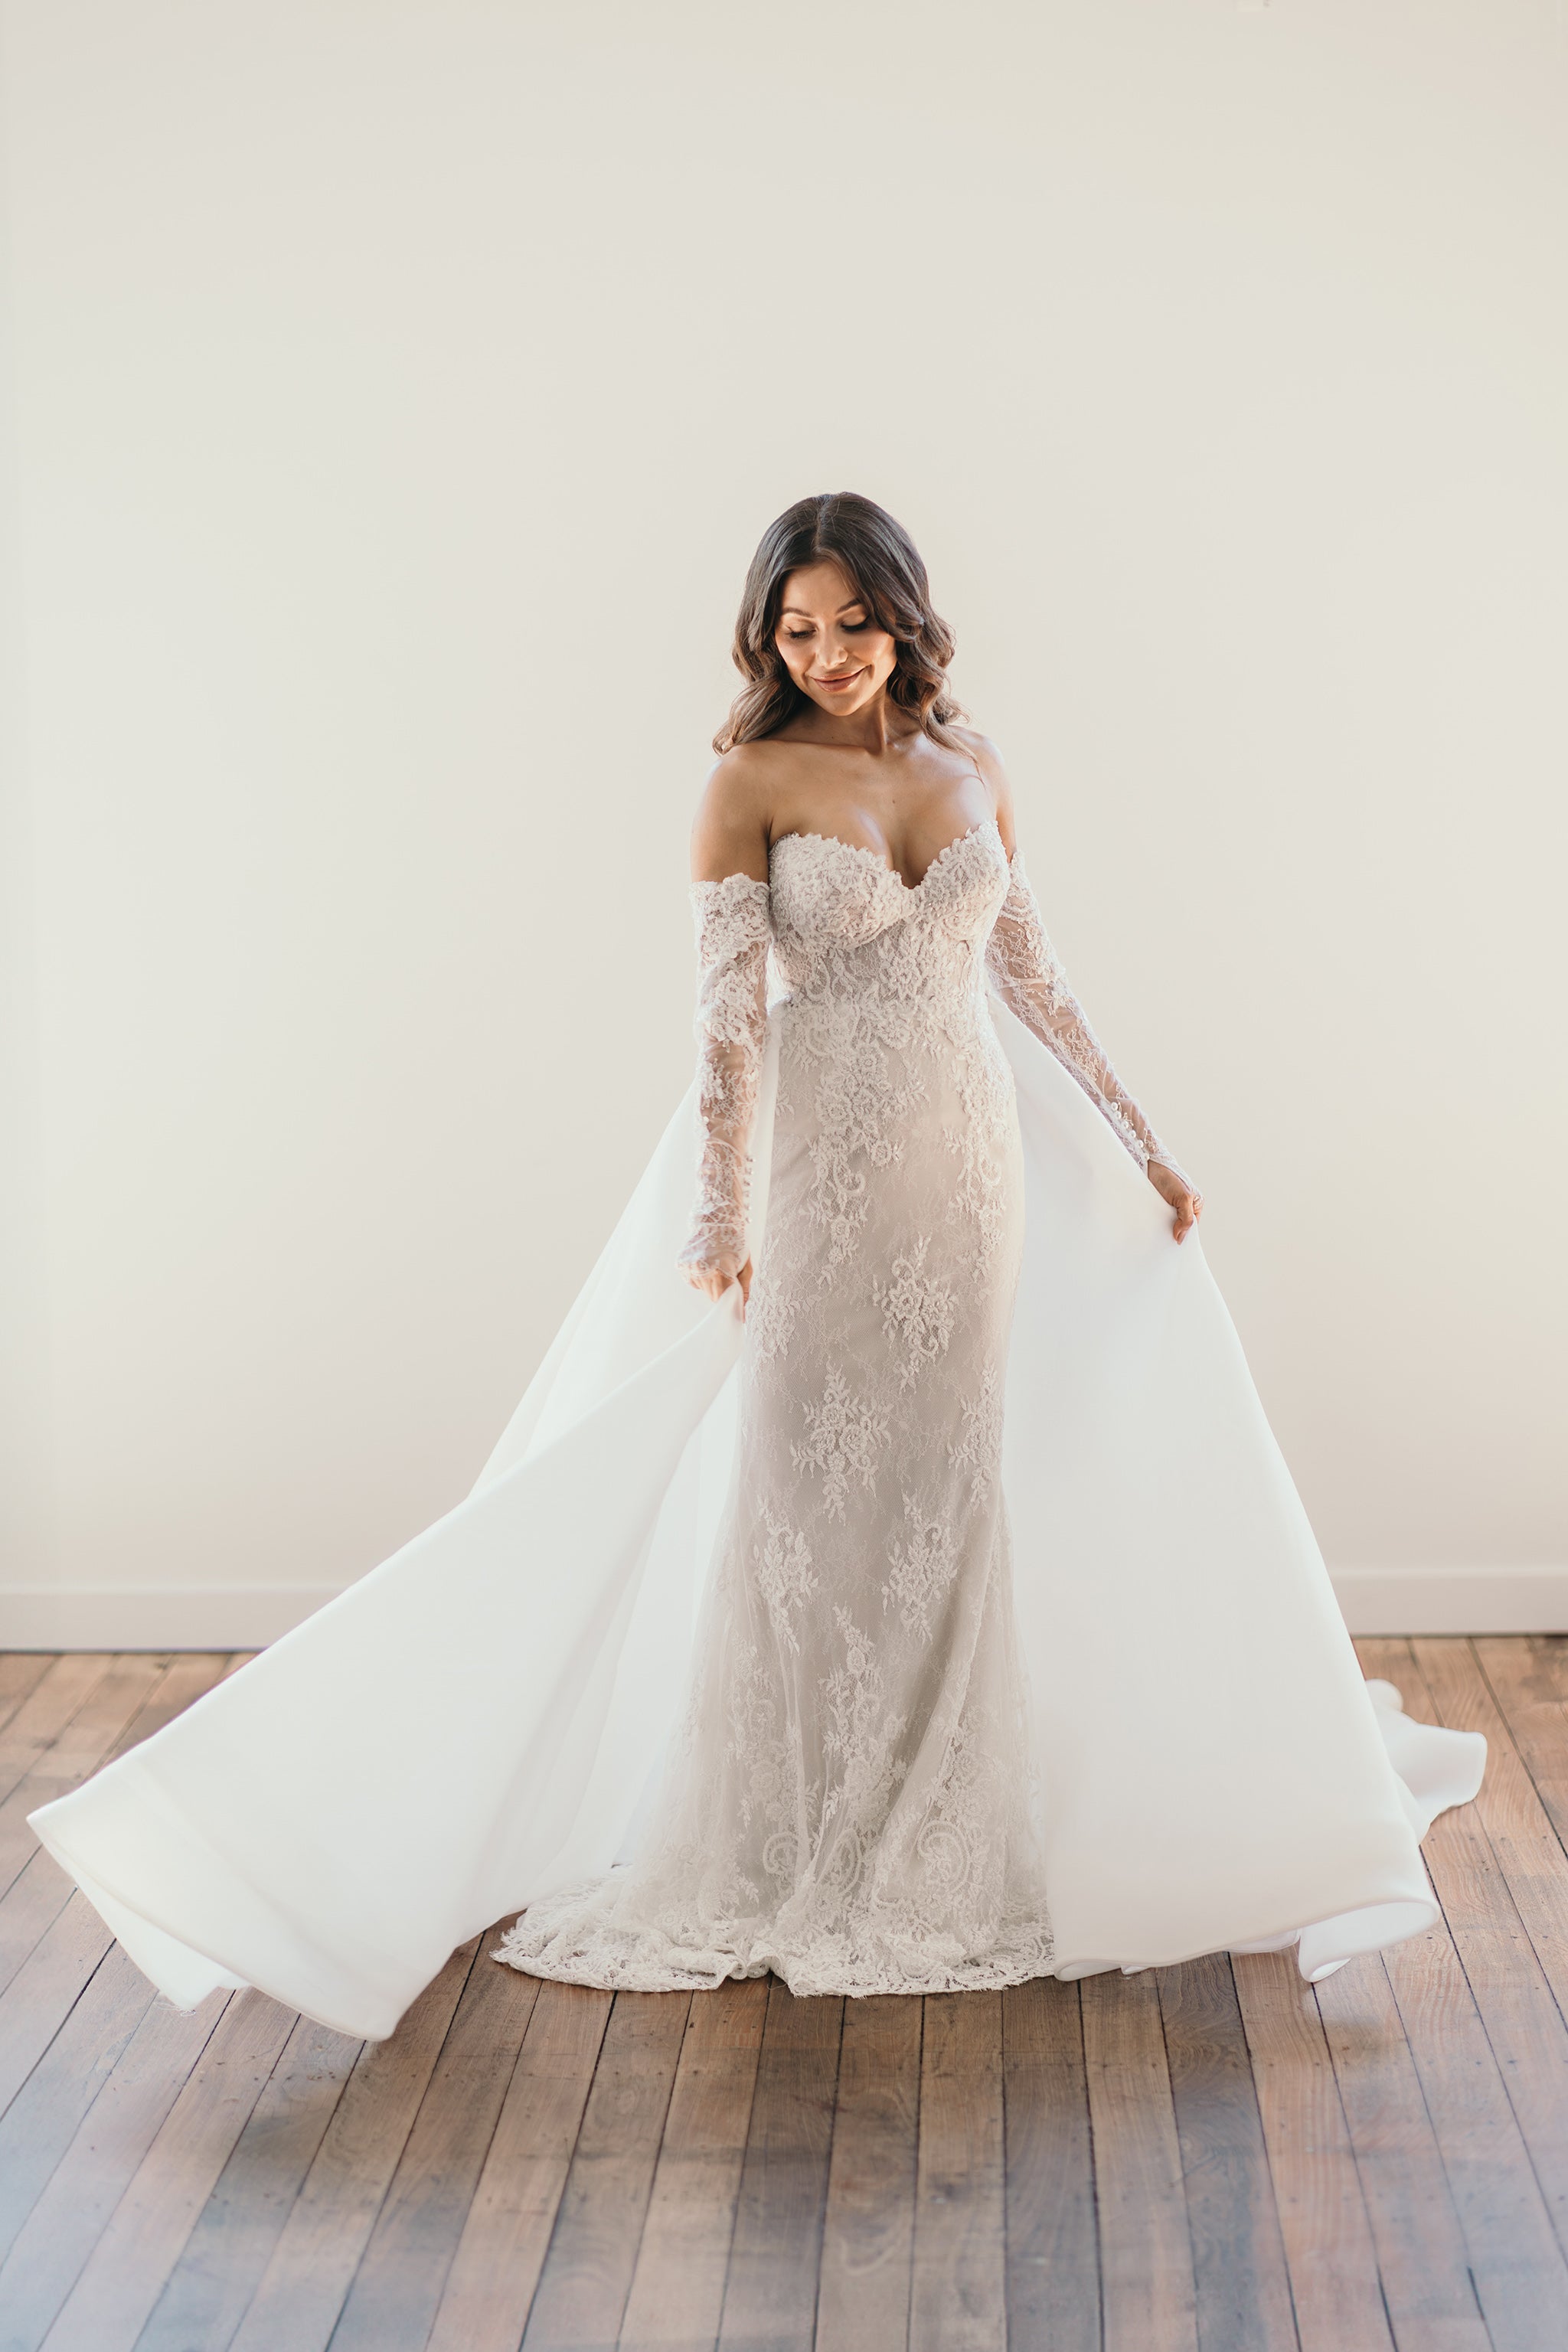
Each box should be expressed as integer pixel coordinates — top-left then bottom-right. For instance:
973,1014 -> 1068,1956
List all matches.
31,495 -> 1483,2039
497,495 -> 1201,1994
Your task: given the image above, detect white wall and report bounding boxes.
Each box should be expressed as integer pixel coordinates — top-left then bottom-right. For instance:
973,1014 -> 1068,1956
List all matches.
2,0 -> 1563,1645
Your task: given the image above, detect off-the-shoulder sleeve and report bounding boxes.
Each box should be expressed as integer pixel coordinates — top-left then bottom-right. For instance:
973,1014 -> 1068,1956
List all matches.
677,874 -> 773,1276
985,850 -> 1192,1189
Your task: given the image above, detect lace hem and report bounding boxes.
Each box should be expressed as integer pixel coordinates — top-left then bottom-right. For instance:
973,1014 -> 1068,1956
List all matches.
493,1885 -> 1055,1998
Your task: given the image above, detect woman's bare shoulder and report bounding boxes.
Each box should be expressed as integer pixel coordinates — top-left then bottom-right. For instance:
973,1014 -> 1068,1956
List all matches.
691,743 -> 778,884
952,724 -> 1008,782
950,726 -> 1018,852
699,740 -> 792,825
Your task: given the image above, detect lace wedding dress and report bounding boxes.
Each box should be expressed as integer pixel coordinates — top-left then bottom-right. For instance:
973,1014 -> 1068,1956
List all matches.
501,820 -> 1178,1993
28,819 -> 1486,2040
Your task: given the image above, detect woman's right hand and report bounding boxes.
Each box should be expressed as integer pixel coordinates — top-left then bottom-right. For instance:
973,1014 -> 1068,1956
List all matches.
681,1252 -> 753,1310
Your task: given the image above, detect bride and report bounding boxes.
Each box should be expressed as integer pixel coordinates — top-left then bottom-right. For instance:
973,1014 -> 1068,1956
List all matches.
31,493 -> 1484,2039
499,493 -> 1201,1995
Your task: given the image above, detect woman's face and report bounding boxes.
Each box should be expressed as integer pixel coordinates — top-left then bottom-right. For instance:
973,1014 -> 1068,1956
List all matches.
773,560 -> 898,720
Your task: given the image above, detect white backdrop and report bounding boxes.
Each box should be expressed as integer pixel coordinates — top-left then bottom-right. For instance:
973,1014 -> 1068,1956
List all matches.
2,0 -> 1563,1644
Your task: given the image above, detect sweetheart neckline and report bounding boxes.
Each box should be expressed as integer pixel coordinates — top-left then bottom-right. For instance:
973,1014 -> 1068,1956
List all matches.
769,816 -> 1003,894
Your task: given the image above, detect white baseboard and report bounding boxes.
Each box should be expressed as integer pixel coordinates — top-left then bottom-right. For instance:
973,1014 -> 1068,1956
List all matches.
2,1569 -> 1565,1652
1329,1567 -> 1568,1636
0,1586 -> 347,1651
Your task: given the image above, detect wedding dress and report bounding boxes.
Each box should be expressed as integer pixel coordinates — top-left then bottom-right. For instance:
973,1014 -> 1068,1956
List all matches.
29,818 -> 1485,2040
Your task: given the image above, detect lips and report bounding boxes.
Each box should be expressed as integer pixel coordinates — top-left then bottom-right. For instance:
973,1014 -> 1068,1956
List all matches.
812,668 -> 864,691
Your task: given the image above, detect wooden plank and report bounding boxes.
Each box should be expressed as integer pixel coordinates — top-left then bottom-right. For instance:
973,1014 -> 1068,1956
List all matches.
0,1854 -> 82,2007
0,1651 -> 228,2034
0,1655 -> 232,2006
0,1656 -> 168,1900
101,1653 -> 231,1766
426,1975 -> 612,2352
0,1945 -> 155,2267
1444,1638 -> 1568,2020
1475,1641 -> 1568,1900
13,1641 -> 1568,2352
620,1976 -> 769,2352
1158,1955 -> 1297,2352
332,1943 -> 543,2352
1001,1975 -> 1098,2352
1482,1636 -> 1568,1711
522,1988 -> 691,2349
119,2013 -> 362,2352
227,1939 -> 479,2352
717,1982 -> 843,2352
1367,1639 -> 1568,2343
0,1659 -> 114,1808
0,1647 -> 168,2001
0,1893 -> 116,2120
0,1988 -> 229,2351
1476,1637 -> 1568,1853
814,1993 -> 920,2352
911,1990 -> 1004,2352
1230,1949 -> 1390,2352
1080,1968 -> 1197,2352
1377,1909 -> 1568,2352
0,1660 -> 54,1740
1313,1955 -> 1488,2352
34,1988 -> 295,2352
1415,1634 -> 1568,2045
26,1654 -> 168,1774
1339,1647 -> 1568,2352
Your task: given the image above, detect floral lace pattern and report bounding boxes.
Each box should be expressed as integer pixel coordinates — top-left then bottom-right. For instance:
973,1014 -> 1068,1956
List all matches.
883,1494 -> 962,1638
985,851 -> 1191,1187
792,1367 -> 888,1521
676,874 -> 772,1275
873,1238 -> 959,1390
950,1365 -> 1003,1508
500,818 -> 1174,1997
752,1513 -> 818,1650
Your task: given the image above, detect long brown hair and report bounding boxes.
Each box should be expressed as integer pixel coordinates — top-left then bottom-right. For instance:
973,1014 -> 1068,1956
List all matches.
714,492 -> 966,754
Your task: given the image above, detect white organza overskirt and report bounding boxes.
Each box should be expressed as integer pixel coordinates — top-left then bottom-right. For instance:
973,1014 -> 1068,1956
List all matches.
28,1000 -> 1484,2037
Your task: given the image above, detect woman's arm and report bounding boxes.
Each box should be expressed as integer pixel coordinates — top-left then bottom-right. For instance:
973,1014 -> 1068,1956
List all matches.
970,740 -> 1203,1245
679,755 -> 775,1303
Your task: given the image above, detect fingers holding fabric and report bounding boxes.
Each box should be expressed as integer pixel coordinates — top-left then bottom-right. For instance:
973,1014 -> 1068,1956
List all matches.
1147,1157 -> 1204,1243
678,1250 -> 753,1310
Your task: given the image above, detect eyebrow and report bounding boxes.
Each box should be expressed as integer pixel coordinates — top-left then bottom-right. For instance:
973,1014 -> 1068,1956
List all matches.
780,600 -> 865,619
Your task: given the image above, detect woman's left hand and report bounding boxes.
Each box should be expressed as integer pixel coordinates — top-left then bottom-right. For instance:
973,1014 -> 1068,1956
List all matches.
1148,1160 -> 1203,1244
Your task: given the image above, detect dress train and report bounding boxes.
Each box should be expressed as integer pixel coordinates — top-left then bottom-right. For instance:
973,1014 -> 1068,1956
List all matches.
29,972 -> 1483,2037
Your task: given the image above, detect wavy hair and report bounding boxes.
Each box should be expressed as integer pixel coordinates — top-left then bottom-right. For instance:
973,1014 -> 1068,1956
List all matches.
714,492 -> 966,754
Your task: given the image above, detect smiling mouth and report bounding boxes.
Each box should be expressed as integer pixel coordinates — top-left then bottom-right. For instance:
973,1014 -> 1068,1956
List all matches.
812,668 -> 864,691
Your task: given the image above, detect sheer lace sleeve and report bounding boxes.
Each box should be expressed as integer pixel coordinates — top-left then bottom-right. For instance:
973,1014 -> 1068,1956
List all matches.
985,850 -> 1193,1189
677,874 -> 773,1275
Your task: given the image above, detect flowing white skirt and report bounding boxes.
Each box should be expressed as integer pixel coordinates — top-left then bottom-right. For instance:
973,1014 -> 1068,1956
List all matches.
28,999 -> 1484,2039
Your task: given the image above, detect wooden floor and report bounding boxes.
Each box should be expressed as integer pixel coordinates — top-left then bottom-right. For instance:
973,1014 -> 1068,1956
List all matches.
1,1639 -> 1567,2349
